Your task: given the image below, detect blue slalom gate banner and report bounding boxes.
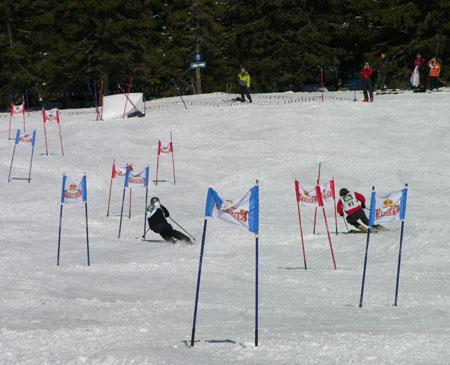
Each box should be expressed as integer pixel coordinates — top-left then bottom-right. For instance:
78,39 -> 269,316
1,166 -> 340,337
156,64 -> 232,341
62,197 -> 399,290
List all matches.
190,181 -> 260,347
57,174 -> 90,266
359,184 -> 408,307
8,129 -> 37,183
118,166 -> 150,238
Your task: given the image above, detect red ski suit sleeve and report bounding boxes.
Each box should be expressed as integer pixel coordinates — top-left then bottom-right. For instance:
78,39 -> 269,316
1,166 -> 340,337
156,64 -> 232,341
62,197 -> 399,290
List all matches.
337,192 -> 366,216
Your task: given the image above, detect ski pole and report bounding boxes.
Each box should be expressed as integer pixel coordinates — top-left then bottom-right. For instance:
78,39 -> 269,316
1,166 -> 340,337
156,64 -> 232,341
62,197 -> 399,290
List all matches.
341,215 -> 349,233
142,226 -> 151,238
169,217 -> 196,241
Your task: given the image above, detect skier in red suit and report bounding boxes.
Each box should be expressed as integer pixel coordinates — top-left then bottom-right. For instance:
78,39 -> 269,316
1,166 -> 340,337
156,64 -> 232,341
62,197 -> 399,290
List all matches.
337,188 -> 369,231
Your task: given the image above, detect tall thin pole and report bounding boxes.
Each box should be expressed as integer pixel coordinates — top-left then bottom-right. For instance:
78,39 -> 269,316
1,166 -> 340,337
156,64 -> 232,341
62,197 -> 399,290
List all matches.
170,131 -> 176,185
85,202 -> 91,266
7,144 -> 17,182
57,204 -> 63,266
353,66 -> 357,102
255,234 -> 259,347
106,160 -> 115,217
190,219 -> 208,347
359,227 -> 372,307
143,187 -> 149,238
313,162 -> 321,234
27,133 -> 36,183
43,110 -> 49,156
322,207 -> 336,269
128,188 -> 132,219
394,183 -> 408,306
58,121 -> 64,156
117,187 -> 127,239
155,141 -> 161,185
296,200 -> 307,270
394,221 -> 405,306
359,186 -> 375,307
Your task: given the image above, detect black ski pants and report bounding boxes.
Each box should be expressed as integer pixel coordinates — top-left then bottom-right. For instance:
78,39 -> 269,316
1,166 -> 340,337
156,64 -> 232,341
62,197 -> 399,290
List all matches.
240,86 -> 252,103
362,79 -> 373,101
346,209 -> 369,228
150,221 -> 190,242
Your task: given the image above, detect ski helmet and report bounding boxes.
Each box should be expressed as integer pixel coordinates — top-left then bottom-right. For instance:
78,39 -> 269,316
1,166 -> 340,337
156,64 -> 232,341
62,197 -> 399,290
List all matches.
150,197 -> 160,205
339,188 -> 349,197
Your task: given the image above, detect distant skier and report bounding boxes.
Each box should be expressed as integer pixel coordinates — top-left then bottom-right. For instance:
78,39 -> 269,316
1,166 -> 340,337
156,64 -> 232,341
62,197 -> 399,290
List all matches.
337,188 -> 370,232
146,197 -> 192,243
427,57 -> 441,90
375,52 -> 389,91
238,67 -> 252,103
360,62 -> 374,102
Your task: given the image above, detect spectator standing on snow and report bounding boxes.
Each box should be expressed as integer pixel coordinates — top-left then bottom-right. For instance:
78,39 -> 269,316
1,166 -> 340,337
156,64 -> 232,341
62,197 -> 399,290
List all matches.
375,52 -> 389,91
238,68 -> 252,103
360,62 -> 374,102
428,57 -> 441,90
146,197 -> 192,244
411,54 -> 426,90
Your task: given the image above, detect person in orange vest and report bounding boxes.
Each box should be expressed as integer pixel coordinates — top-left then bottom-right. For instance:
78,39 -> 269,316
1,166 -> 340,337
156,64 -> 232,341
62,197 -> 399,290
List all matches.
428,57 -> 441,90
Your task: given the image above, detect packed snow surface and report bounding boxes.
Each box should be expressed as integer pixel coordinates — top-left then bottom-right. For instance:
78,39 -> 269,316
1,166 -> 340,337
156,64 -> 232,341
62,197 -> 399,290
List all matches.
1,91 -> 450,364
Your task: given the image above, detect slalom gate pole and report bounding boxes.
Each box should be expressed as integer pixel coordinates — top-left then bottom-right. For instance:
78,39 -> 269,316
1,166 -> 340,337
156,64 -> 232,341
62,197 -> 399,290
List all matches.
58,121 -> 64,156
295,189 -> 307,269
255,234 -> 259,347
142,226 -> 151,239
85,201 -> 91,266
43,110 -> 49,156
155,142 -> 160,185
353,67 -> 357,102
322,207 -> 337,269
190,219 -> 208,347
394,183 -> 408,306
359,186 -> 375,307
117,187 -> 127,239
128,188 -> 132,219
98,79 -> 104,121
106,160 -> 114,217
22,99 -> 26,132
394,220 -> 405,306
118,83 -> 139,113
143,187 -> 149,238
169,217 -> 195,241
57,203 -> 64,266
331,178 -> 338,235
359,226 -> 372,307
8,114 -> 12,140
170,131 -> 176,184
313,162 -> 322,234
28,130 -> 36,184
7,144 -> 17,183
320,67 -> 324,102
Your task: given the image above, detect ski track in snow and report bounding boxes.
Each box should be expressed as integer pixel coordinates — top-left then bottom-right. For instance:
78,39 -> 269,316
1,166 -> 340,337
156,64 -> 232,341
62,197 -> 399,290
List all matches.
1,91 -> 450,364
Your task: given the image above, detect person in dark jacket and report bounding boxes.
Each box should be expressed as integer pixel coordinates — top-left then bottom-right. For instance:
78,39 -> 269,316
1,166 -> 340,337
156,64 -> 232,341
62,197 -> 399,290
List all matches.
360,62 -> 374,102
375,52 -> 389,91
146,197 -> 192,243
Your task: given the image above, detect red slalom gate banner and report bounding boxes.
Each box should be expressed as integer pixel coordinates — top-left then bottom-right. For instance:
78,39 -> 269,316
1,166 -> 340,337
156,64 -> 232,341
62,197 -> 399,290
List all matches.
106,161 -> 134,217
43,108 -> 64,156
155,131 -> 176,185
294,180 -> 337,269
9,98 -> 26,140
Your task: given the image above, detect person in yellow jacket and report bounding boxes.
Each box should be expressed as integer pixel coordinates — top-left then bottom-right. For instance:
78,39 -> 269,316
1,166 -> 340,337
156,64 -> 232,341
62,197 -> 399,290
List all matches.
428,57 -> 441,90
238,67 -> 252,103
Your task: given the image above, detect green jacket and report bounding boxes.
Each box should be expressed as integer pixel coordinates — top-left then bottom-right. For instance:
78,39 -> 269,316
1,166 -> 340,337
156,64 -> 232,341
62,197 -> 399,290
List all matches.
238,73 -> 251,88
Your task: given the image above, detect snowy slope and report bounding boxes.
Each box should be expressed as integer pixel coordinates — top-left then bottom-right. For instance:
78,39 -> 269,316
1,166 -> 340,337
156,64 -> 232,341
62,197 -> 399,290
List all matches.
1,91 -> 450,364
